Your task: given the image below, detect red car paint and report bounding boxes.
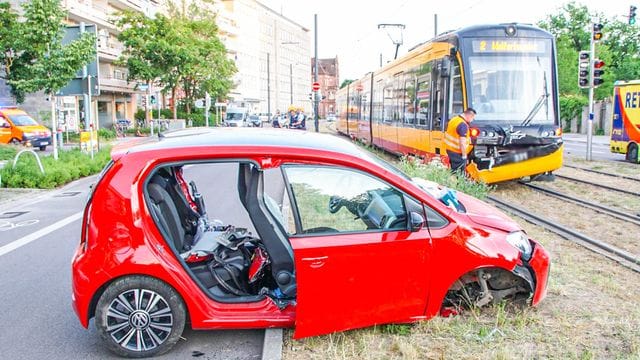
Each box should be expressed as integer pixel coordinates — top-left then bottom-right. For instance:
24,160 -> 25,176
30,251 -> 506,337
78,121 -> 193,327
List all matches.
72,128 -> 549,345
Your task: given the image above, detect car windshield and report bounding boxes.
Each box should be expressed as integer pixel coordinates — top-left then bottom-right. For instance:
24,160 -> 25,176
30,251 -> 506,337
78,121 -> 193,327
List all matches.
8,114 -> 38,126
466,38 -> 555,126
227,113 -> 244,120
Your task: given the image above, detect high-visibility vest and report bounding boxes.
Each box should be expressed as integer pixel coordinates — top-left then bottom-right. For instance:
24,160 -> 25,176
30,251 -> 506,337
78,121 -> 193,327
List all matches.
444,115 -> 472,154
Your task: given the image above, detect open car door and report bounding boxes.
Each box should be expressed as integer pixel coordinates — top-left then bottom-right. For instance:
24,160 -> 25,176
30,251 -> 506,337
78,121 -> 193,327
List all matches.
282,165 -> 432,338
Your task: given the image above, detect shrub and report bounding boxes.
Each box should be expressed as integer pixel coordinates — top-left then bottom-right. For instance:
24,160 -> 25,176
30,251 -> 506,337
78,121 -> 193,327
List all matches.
398,157 -> 492,199
0,147 -> 112,188
98,128 -> 116,140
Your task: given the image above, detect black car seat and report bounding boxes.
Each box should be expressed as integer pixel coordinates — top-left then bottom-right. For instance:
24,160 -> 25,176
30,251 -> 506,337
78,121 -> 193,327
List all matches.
149,170 -> 200,245
239,164 -> 296,297
148,182 -> 188,252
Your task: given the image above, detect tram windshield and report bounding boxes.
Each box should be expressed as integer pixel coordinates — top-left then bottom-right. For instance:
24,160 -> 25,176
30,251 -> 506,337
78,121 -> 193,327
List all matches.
465,38 -> 555,126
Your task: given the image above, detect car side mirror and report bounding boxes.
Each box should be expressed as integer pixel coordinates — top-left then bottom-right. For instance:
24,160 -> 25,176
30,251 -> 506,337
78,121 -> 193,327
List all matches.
409,211 -> 425,232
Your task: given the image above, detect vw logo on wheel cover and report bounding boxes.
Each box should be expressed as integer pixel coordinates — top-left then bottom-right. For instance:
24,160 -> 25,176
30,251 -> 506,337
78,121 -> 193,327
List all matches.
129,311 -> 150,329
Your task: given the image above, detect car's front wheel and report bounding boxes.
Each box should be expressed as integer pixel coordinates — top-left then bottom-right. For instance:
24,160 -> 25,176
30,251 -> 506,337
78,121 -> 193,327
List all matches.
95,276 -> 186,358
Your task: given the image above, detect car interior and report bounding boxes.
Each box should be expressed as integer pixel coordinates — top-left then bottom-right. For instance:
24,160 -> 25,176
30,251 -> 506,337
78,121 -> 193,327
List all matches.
146,163 -> 296,305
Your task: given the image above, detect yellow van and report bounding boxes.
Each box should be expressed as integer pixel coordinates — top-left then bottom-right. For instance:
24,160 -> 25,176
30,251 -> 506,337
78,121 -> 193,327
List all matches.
0,106 -> 52,151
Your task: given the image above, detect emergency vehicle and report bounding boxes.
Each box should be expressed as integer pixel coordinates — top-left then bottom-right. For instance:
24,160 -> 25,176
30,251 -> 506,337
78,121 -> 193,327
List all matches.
611,80 -> 640,162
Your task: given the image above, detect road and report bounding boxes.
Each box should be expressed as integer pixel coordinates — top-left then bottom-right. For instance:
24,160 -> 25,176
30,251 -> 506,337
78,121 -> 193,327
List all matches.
0,175 -> 263,360
562,133 -> 626,162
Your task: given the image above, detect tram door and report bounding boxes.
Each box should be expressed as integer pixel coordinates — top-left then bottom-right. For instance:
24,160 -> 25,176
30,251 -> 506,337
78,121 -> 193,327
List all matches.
430,58 -> 449,156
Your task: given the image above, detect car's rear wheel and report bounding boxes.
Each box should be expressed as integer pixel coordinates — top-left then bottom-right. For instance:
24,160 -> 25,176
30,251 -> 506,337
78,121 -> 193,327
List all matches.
10,138 -> 20,145
95,276 -> 186,358
39,145 -> 46,151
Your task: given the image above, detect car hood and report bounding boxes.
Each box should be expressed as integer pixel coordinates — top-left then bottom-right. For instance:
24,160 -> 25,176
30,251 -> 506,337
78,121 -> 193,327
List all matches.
19,125 -> 50,133
457,192 -> 520,233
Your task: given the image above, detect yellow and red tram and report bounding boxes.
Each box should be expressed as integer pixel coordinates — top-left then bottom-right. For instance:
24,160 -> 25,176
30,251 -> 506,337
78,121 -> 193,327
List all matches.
336,23 -> 563,184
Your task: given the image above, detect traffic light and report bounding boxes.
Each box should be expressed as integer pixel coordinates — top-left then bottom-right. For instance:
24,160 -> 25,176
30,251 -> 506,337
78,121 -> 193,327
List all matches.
578,51 -> 590,89
308,93 -> 313,100
150,95 -> 157,105
593,59 -> 605,87
592,23 -> 603,41
630,5 -> 637,25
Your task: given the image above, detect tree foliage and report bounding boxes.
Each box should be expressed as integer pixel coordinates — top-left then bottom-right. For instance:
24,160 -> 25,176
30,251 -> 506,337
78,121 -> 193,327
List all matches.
0,0 -> 96,102
117,4 -> 236,118
340,79 -> 354,89
539,1 -> 640,100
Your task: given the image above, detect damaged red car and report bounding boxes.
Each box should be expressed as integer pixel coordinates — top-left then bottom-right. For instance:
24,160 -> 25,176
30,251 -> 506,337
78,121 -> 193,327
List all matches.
71,128 -> 549,357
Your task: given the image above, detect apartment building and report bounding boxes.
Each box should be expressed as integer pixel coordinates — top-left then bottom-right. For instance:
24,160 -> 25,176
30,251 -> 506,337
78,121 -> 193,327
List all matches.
313,57 -> 339,118
217,0 -> 311,115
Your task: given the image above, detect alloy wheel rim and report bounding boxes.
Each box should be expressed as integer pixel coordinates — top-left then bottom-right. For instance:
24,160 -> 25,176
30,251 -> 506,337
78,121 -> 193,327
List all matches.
105,288 -> 173,352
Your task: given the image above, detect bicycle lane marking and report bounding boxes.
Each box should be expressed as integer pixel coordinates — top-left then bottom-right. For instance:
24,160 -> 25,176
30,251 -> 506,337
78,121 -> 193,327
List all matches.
0,212 -> 82,257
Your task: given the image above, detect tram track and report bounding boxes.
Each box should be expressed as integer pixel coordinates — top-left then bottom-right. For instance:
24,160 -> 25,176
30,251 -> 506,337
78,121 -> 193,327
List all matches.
563,164 -> 640,183
555,174 -> 640,198
521,182 -> 640,226
486,195 -> 640,274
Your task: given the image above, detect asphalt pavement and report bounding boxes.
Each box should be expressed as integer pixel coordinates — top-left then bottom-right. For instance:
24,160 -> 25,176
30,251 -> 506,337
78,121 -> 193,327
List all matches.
0,167 -> 272,359
562,133 -> 626,162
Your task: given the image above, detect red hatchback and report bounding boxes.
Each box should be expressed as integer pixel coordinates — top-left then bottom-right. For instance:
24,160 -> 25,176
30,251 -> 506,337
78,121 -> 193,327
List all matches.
72,128 -> 549,357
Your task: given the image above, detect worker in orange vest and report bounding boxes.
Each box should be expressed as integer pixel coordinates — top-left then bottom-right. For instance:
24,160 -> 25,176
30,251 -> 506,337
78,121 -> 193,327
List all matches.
444,107 -> 476,173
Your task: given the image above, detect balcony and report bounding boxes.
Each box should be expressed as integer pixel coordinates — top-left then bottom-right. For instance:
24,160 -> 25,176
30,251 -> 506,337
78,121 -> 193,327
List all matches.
63,0 -> 117,31
97,42 -> 123,62
100,75 -> 136,93
109,0 -> 144,12
217,17 -> 238,37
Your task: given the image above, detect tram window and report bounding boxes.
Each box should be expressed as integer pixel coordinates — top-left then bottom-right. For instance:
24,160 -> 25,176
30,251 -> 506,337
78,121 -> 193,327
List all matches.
416,77 -> 431,127
403,79 -> 415,126
451,60 -> 463,115
383,86 -> 394,124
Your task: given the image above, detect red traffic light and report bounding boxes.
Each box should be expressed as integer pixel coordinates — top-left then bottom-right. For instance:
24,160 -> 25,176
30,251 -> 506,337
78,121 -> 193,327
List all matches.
594,60 -> 605,69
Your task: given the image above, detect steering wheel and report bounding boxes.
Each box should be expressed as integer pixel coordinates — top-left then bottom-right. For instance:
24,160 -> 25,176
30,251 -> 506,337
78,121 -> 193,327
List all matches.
328,196 -> 343,213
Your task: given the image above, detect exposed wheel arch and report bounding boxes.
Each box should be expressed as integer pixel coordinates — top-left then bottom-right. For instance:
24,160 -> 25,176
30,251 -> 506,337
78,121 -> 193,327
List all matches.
440,267 -> 534,313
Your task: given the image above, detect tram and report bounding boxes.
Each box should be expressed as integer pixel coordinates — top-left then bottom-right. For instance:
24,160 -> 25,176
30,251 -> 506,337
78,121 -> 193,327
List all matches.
336,23 -> 563,184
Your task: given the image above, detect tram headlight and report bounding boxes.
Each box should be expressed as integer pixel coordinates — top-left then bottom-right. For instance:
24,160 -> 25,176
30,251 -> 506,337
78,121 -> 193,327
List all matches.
505,24 -> 517,37
506,231 -> 532,261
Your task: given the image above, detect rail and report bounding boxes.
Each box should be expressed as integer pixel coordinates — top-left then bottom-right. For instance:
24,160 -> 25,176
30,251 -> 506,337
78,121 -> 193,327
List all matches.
555,174 -> 640,198
522,182 -> 640,226
486,195 -> 640,274
563,164 -> 640,183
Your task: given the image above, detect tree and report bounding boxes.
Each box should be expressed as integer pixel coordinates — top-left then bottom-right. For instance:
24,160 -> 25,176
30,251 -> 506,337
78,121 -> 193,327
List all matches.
340,79 -> 354,89
0,0 -> 95,103
117,5 -> 236,119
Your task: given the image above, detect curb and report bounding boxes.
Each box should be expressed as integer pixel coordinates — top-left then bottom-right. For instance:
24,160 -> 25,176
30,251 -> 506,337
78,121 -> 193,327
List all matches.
261,328 -> 283,360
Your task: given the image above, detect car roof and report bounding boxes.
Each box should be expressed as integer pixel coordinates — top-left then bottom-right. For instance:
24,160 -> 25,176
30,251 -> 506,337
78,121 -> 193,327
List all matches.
113,128 -> 369,160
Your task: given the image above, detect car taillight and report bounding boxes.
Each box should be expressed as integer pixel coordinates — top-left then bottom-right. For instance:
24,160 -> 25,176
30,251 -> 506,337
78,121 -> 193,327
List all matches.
80,202 -> 92,252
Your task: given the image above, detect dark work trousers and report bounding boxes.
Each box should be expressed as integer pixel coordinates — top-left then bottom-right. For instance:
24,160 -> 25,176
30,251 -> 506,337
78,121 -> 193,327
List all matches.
447,150 -> 467,174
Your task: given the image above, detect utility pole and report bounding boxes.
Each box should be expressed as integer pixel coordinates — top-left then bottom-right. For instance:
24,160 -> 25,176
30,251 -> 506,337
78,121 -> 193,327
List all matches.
586,22 -> 604,161
267,53 -> 271,119
314,14 -> 319,132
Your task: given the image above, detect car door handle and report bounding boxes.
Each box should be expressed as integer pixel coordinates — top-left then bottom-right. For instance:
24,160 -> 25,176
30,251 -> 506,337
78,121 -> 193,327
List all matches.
301,256 -> 328,268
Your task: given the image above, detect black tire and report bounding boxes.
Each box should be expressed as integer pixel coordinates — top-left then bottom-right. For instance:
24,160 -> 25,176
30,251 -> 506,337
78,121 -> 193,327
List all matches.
95,276 -> 186,358
10,138 -> 21,145
627,143 -> 638,163
39,145 -> 47,151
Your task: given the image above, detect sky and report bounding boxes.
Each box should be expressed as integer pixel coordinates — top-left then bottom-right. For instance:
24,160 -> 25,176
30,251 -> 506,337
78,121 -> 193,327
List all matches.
261,0 -> 635,81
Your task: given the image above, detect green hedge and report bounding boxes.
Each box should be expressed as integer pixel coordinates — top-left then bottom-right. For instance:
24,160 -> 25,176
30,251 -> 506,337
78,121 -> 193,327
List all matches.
0,147 -> 112,189
0,144 -> 17,161
398,157 -> 492,199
